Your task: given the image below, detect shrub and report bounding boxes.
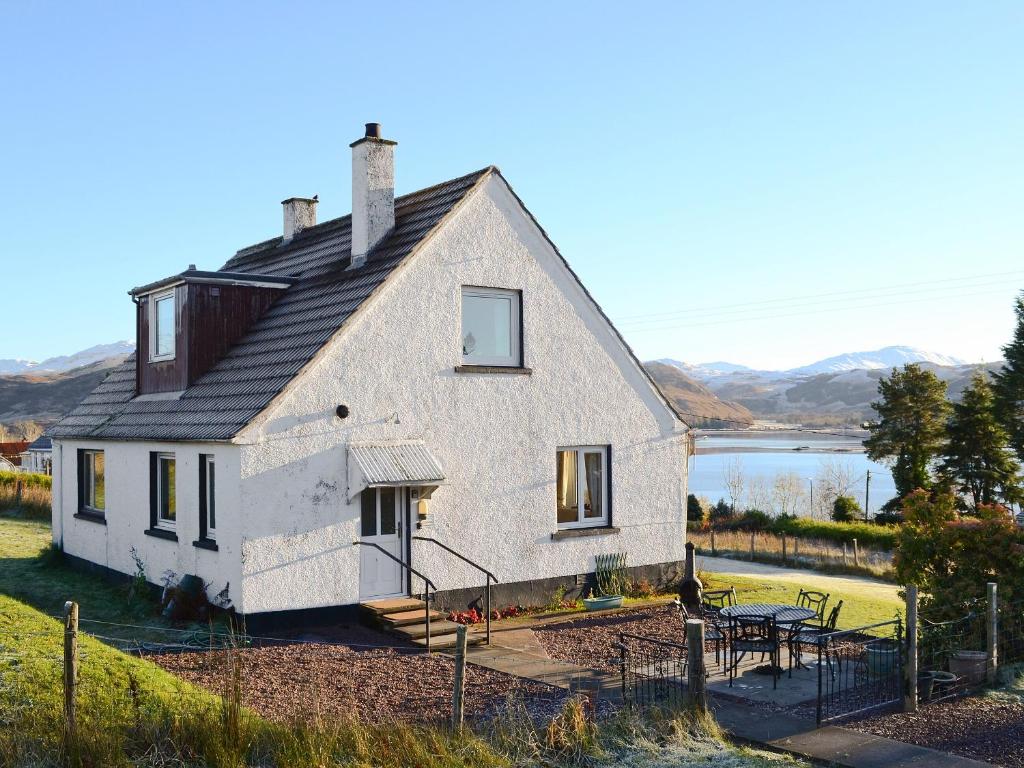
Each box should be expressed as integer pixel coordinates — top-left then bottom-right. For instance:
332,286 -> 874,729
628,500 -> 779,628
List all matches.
771,516 -> 899,549
831,495 -> 862,522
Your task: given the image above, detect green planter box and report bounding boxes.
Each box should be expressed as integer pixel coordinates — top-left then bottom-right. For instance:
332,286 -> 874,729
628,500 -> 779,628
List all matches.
584,595 -> 623,611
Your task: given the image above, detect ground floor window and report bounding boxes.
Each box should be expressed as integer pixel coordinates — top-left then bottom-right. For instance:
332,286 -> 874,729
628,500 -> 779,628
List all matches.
200,454 -> 215,540
556,446 -> 609,528
151,452 -> 176,530
78,449 -> 105,515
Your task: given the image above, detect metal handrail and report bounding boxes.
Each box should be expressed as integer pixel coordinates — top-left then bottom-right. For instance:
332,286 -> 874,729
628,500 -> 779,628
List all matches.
412,535 -> 499,645
352,540 -> 436,652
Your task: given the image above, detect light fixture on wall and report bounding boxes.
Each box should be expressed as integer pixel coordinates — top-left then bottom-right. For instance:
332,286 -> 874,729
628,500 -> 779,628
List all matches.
388,411 -> 400,425
335,405 -> 350,419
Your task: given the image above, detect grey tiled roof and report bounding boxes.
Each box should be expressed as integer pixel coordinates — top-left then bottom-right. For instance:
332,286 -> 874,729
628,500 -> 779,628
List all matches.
49,168 -> 492,441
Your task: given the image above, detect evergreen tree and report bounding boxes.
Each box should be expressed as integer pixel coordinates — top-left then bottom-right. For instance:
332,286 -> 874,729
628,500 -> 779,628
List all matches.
941,371 -> 1023,510
864,363 -> 950,498
993,293 -> 1024,465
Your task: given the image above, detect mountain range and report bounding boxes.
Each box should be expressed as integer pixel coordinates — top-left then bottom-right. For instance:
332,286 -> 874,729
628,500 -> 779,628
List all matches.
0,342 -> 136,375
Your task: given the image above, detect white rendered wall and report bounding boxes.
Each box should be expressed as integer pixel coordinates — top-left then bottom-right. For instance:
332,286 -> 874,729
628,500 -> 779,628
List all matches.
51,439 -> 240,606
235,174 -> 688,615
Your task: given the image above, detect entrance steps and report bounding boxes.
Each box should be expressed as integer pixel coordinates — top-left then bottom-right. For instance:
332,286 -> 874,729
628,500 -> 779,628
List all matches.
360,597 -> 485,650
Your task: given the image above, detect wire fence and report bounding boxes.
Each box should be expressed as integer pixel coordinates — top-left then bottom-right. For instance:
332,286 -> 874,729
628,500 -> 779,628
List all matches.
919,602 -> 988,704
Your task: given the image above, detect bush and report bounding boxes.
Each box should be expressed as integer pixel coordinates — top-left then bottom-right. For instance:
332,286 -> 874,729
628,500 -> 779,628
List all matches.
686,494 -> 711,529
831,495 -> 862,522
770,516 -> 899,549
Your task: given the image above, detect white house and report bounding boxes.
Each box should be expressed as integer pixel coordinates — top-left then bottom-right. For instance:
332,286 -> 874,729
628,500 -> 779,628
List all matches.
21,436 -> 52,475
49,124 -> 689,636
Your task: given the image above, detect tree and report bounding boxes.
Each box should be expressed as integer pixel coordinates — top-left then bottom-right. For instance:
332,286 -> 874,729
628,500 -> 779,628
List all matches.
993,293 -> 1024,465
831,495 -> 862,522
771,472 -> 806,518
815,459 -> 859,519
864,364 -> 950,499
941,371 -> 1023,510
722,459 -> 745,513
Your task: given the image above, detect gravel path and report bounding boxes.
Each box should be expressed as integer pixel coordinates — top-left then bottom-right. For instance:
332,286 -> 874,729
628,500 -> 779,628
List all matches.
846,695 -> 1024,767
534,604 -> 686,669
147,632 -> 566,724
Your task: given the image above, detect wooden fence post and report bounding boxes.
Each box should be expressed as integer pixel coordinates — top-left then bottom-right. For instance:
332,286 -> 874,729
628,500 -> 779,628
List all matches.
452,624 -> 467,728
904,585 -> 918,712
63,600 -> 79,754
781,533 -> 788,565
842,542 -> 848,566
794,537 -> 799,561
14,479 -> 23,510
686,619 -> 707,712
710,529 -> 717,557
852,538 -> 859,568
749,531 -> 755,562
987,582 -> 998,684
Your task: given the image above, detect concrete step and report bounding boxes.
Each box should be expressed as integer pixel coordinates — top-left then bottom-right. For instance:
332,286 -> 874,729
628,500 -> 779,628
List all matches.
391,619 -> 462,639
360,597 -> 426,616
412,632 -> 486,649
379,608 -> 446,627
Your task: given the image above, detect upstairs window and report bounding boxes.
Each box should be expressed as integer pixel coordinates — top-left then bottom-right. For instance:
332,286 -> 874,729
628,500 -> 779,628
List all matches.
77,449 -> 105,516
556,447 -> 609,528
150,290 -> 176,361
461,287 -> 521,367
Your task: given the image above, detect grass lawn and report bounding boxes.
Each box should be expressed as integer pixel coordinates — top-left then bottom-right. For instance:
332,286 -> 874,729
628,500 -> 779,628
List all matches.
0,514 -> 810,766
700,571 -> 903,630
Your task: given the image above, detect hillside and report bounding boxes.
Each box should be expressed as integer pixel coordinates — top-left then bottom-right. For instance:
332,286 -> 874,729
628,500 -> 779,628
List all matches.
0,356 -> 127,423
645,362 -> 754,427
0,341 -> 134,375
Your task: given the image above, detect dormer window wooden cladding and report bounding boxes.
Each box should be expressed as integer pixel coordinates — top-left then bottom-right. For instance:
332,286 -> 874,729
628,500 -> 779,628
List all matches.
131,269 -> 296,396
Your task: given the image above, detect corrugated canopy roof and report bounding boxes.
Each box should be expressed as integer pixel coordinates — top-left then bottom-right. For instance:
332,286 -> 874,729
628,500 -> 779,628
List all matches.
49,167 -> 492,442
347,441 -> 446,500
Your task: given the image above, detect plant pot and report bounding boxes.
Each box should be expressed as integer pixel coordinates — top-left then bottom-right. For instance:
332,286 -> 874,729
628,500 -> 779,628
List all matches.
583,595 -> 623,611
949,651 -> 987,685
917,671 -> 935,703
929,670 -> 957,692
864,638 -> 900,677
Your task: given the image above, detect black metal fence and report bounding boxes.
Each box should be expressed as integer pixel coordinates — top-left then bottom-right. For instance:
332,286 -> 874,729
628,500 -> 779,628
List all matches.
618,632 -> 689,710
816,619 -> 903,725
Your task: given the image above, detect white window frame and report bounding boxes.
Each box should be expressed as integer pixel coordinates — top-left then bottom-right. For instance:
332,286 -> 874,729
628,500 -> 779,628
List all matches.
155,452 -> 176,530
81,449 -> 105,514
149,290 -> 176,362
460,286 -> 522,367
556,446 -> 610,530
203,454 -> 216,540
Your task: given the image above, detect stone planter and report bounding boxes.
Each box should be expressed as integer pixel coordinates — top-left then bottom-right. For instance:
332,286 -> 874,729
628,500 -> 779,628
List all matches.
930,670 -> 957,694
864,638 -> 900,677
949,651 -> 987,685
584,595 -> 623,611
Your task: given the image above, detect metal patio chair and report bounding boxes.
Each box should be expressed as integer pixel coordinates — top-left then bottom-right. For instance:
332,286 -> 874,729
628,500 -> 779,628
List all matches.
674,599 -> 726,669
727,613 -> 781,689
788,600 -> 843,676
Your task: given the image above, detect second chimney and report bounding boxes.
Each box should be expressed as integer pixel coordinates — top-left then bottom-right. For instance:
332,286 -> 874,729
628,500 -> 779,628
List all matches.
350,123 -> 397,268
282,197 -> 318,242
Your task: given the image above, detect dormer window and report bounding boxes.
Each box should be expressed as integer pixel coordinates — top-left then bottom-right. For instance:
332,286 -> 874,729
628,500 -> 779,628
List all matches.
149,290 -> 176,362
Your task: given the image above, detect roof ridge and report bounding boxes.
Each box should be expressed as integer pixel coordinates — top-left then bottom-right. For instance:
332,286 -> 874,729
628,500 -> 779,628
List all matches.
228,166 -> 496,263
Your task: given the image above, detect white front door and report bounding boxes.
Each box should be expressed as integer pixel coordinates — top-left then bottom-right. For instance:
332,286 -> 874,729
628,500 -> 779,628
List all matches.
359,487 -> 406,600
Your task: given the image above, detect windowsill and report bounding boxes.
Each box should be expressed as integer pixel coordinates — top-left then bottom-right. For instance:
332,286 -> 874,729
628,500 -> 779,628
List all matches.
149,355 -> 176,364
145,527 -> 178,542
454,365 -> 532,375
74,511 -> 106,525
551,526 -> 620,541
193,538 -> 219,551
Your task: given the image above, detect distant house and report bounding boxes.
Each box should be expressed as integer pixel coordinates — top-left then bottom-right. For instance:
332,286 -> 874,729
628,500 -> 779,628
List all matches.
0,442 -> 29,470
20,436 -> 52,475
49,124 -> 689,634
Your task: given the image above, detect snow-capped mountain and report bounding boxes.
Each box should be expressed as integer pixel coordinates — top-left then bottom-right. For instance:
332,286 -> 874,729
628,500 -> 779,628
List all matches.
785,346 -> 969,375
652,358 -> 756,377
0,341 -> 135,376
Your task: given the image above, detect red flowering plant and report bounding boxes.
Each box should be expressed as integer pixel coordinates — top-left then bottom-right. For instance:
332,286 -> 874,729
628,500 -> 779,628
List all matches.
447,604 -> 529,625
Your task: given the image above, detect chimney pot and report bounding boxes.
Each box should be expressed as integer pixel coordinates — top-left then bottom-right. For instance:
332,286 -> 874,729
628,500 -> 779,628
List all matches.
350,123 -> 396,268
281,197 -> 318,242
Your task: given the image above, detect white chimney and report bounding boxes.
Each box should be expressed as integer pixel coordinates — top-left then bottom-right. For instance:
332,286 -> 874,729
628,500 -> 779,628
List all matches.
350,122 -> 396,268
282,196 -> 318,242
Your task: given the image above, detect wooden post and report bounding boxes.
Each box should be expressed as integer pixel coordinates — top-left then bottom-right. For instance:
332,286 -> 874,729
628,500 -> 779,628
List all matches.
842,542 -> 848,566
63,600 -> 79,754
781,533 -> 788,564
686,619 -> 707,712
452,624 -> 467,728
710,529 -> 717,557
852,538 -> 860,568
794,536 -> 799,561
14,479 -> 23,510
904,585 -> 918,712
987,582 -> 998,684
749,531 -> 755,562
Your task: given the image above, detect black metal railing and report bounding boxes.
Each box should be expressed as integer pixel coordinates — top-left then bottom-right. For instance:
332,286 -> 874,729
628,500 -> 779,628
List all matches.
352,541 -> 437,652
618,632 -> 689,710
816,619 -> 903,725
412,536 -> 499,645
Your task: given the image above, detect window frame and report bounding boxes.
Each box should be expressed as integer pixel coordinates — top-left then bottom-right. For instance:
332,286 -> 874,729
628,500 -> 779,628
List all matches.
77,449 -> 105,516
555,445 -> 611,530
199,454 -> 216,541
149,289 -> 176,362
459,286 -> 522,368
154,452 -> 176,530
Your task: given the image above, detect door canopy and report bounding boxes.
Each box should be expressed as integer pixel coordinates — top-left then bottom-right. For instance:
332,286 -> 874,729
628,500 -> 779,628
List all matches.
347,440 -> 446,501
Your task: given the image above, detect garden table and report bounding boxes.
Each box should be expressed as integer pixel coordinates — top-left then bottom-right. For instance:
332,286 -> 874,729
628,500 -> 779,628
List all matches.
720,603 -> 818,675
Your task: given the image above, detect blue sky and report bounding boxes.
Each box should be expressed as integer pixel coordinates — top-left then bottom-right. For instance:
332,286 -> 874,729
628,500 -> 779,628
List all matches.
2,2 -> 1022,369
